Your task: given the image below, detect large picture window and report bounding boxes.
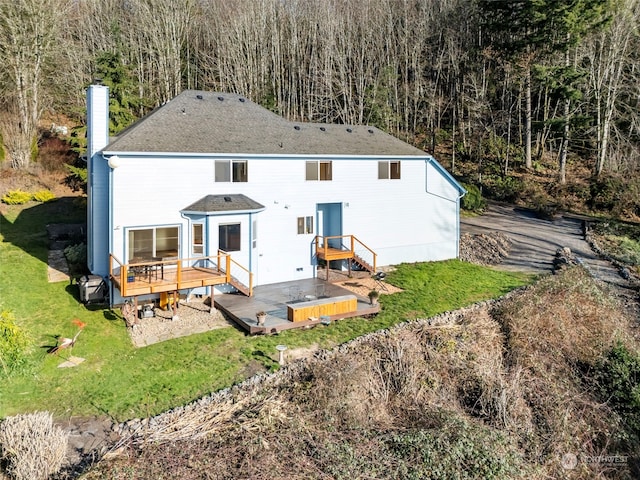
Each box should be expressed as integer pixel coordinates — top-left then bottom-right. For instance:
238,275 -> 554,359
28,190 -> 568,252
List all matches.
306,161 -> 332,181
128,226 -> 179,261
378,160 -> 401,179
219,223 -> 241,251
215,160 -> 248,182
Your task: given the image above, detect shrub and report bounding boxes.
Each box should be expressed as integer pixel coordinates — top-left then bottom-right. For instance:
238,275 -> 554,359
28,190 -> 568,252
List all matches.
385,415 -> 522,479
461,183 -> 485,213
1,190 -> 31,205
32,189 -> 56,203
0,309 -> 29,378
65,162 -> 87,194
0,411 -> 68,480
483,175 -> 522,202
592,342 -> 640,432
64,243 -> 87,266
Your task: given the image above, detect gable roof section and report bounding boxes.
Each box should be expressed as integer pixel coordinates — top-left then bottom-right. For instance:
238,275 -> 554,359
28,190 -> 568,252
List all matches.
182,194 -> 265,215
104,90 -> 426,157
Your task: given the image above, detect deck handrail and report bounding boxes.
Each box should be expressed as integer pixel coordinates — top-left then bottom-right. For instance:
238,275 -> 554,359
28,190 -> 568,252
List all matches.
217,249 -> 254,296
109,252 -> 253,297
314,234 -> 377,273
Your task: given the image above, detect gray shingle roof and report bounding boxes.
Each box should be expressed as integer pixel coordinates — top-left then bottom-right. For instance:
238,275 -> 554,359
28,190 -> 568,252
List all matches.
182,194 -> 265,214
104,90 -> 426,156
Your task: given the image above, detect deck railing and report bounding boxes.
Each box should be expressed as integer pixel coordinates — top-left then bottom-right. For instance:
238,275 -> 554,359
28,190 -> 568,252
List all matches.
314,234 -> 377,273
217,249 -> 254,296
109,252 -> 253,297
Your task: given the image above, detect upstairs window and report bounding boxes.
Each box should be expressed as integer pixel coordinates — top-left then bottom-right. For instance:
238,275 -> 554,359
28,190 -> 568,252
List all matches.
378,160 -> 401,179
215,160 -> 248,182
306,161 -> 332,181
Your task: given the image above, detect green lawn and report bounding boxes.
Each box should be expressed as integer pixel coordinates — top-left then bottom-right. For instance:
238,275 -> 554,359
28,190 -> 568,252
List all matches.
0,199 -> 534,422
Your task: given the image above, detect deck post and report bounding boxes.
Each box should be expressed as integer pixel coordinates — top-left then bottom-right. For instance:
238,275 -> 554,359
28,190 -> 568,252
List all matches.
172,290 -> 178,318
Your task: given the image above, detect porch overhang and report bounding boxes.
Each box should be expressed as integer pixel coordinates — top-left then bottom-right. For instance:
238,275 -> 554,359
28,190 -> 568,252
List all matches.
181,194 -> 265,215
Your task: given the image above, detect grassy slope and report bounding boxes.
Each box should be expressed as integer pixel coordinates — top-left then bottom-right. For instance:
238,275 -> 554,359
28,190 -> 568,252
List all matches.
0,200 -> 532,422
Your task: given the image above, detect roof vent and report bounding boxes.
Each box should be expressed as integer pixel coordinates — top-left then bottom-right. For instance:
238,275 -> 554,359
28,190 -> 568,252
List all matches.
368,129 -> 374,134
346,128 -> 353,133
224,196 -> 232,202
294,125 -> 300,130
319,126 -> 326,132
196,94 -> 203,100
239,97 -> 245,102
181,108 -> 186,114
217,96 -> 224,101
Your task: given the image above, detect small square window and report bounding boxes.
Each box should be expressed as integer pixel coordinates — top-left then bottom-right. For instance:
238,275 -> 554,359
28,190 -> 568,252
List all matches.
378,160 -> 401,179
297,216 -> 314,234
216,160 -> 248,182
306,161 -> 332,181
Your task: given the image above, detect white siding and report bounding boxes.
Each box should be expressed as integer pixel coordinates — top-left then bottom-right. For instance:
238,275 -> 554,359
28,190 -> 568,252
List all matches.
108,155 -> 462,286
87,85 -> 110,276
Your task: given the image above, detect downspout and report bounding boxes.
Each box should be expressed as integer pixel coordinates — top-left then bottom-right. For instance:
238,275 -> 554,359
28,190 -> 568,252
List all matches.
248,213 -> 254,280
108,156 -> 114,307
179,211 -> 201,297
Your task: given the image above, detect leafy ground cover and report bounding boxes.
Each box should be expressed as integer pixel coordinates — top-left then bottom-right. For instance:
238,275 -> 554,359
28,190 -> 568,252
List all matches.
590,220 -> 640,272
0,200 -> 532,422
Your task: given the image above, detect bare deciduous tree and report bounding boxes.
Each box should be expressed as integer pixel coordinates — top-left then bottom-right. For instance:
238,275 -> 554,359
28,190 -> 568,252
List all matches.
0,0 -> 70,168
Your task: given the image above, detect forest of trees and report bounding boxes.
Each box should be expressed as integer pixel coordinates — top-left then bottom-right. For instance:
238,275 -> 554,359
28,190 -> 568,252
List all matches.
1,0 -> 638,187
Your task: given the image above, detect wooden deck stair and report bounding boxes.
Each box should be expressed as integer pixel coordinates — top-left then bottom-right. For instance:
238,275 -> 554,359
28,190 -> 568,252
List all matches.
315,235 -> 377,279
352,252 -> 374,273
228,276 -> 252,297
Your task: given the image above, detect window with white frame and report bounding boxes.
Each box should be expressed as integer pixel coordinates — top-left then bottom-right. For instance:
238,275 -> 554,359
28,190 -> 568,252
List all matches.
297,216 -> 313,234
215,160 -> 248,182
252,220 -> 257,248
192,223 -> 204,255
378,160 -> 401,179
306,161 -> 332,181
127,226 -> 179,261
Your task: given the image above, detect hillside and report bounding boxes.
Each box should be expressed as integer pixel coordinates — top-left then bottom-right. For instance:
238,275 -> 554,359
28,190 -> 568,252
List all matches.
80,267 -> 639,479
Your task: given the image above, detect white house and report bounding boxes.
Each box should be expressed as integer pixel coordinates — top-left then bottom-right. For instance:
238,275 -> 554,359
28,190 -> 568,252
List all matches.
86,85 -> 465,305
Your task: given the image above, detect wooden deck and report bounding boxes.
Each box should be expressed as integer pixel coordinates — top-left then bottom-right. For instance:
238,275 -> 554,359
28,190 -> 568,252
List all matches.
109,252 -> 253,298
111,266 -> 228,297
214,278 -> 380,334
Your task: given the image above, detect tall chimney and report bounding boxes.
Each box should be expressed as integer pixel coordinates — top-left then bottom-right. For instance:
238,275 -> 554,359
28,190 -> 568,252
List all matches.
86,85 -> 110,276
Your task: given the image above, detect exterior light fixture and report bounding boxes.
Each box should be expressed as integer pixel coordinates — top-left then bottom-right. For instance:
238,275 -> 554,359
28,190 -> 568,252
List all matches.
107,155 -> 121,169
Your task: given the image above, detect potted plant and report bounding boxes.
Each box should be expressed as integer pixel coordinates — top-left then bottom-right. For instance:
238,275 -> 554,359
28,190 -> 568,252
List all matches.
368,289 -> 379,306
256,311 -> 267,326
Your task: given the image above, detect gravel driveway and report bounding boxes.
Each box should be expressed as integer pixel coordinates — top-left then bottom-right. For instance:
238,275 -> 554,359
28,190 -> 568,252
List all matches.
460,203 -> 638,317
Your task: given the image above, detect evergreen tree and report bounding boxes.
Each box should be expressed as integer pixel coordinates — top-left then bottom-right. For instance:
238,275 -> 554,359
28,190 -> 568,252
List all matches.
94,51 -> 147,135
